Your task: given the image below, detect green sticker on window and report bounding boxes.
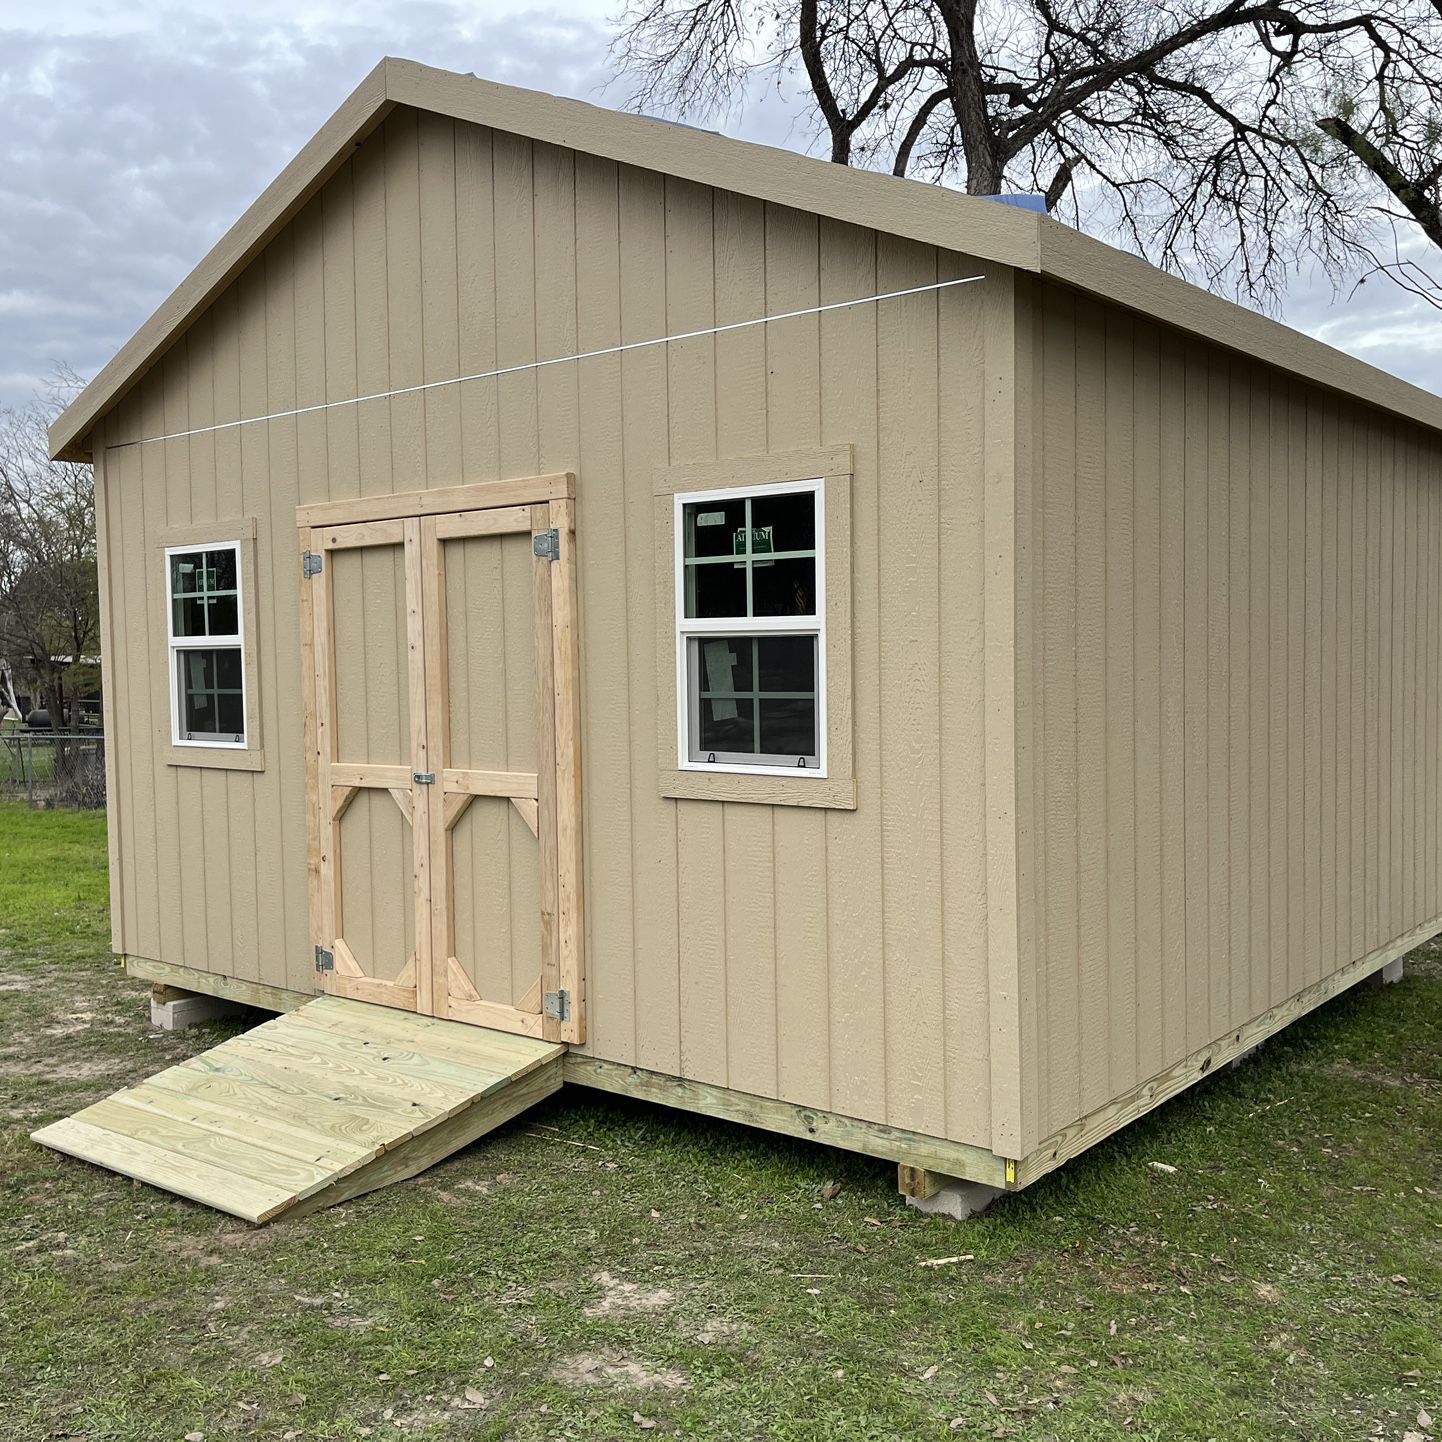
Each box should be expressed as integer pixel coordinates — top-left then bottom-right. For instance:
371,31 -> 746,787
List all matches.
734,525 -> 773,557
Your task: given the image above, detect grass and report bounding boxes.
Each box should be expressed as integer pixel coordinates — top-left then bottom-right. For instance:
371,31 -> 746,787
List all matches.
1,799 -> 1438,1441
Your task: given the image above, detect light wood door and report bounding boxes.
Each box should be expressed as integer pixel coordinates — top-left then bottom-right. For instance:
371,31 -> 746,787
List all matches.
307,517 -> 432,1011
302,490 -> 583,1044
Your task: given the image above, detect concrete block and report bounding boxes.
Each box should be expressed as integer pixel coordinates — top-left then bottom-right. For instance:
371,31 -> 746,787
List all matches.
904,1178 -> 1005,1221
151,992 -> 247,1031
1226,1043 -> 1261,1074
1367,957 -> 1401,992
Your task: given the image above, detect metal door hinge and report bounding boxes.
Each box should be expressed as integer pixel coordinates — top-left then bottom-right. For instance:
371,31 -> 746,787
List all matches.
413,771 -> 435,785
302,550 -> 323,578
533,528 -> 560,562
314,945 -> 334,972
543,988 -> 571,1022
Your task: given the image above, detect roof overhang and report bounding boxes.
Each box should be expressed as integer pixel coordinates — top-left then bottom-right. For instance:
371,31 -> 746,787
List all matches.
50,56 -> 1442,461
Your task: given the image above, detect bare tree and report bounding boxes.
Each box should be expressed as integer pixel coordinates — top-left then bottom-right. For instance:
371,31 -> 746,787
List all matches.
609,0 -> 1442,301
1316,0 -> 1442,310
0,370 -> 98,735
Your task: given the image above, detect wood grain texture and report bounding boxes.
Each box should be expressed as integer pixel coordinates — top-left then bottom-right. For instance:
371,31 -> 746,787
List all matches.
125,955 -> 311,1013
565,1054 -> 1012,1188
32,995 -> 563,1223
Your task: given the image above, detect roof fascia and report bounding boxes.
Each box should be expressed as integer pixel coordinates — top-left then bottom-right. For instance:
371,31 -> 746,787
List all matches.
1038,216 -> 1442,435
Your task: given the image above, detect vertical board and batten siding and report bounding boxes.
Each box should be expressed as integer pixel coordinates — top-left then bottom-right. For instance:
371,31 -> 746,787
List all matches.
1016,275 -> 1442,1151
98,107 -> 1020,1153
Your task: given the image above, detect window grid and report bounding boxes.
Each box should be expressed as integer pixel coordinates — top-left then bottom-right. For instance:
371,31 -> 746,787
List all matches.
170,553 -> 240,639
675,479 -> 826,777
166,542 -> 248,750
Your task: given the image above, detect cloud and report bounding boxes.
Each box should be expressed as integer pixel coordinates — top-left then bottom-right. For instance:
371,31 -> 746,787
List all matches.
1,2 -> 1438,412
0,4 -> 614,408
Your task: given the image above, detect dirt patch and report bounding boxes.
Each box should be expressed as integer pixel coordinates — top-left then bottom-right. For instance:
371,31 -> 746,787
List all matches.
1326,1061 -> 1437,1093
0,972 -> 32,992
0,1053 -> 125,1081
583,1271 -> 675,1318
552,1351 -> 689,1391
692,1316 -> 745,1346
41,1011 -> 97,1038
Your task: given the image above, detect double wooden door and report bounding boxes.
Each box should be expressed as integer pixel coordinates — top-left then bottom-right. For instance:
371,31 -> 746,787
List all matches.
300,486 -> 582,1044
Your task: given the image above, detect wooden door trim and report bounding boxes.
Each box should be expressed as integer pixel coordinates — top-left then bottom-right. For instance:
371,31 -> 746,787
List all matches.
403,517 -> 434,1016
548,496 -> 585,1044
532,504 -> 560,1042
419,515 -> 451,1027
296,472 -> 574,529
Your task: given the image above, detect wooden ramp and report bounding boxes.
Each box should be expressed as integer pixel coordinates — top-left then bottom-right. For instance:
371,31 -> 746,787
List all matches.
30,996 -> 564,1223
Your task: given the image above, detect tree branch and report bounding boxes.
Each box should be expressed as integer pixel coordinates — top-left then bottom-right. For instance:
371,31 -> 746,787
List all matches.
1317,114 -> 1442,249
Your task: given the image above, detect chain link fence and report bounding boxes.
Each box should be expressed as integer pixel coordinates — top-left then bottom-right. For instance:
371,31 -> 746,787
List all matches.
0,731 -> 107,809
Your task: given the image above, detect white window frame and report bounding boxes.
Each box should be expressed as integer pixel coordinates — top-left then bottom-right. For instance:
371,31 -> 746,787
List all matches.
165,540 -> 249,751
673,477 -> 828,778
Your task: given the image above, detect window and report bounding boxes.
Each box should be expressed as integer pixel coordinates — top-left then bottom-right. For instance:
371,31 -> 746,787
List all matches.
675,479 -> 825,774
166,543 -> 248,748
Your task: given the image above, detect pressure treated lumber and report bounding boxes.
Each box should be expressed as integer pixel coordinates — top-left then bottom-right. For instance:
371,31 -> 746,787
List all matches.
124,955 -> 310,1013
564,1054 -> 1014,1189
32,995 -> 563,1223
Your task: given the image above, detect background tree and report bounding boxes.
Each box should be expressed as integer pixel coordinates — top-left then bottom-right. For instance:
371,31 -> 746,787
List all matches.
1316,0 -> 1442,308
609,0 -> 1442,302
0,369 -> 98,734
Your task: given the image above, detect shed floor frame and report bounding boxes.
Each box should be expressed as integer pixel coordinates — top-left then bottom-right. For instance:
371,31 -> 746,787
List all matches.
122,905 -> 1439,1198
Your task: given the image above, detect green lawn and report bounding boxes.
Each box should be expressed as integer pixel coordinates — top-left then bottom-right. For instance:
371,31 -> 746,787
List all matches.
1,800 -> 1438,1441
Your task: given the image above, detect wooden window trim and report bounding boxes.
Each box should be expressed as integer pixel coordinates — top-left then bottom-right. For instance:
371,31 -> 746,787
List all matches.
654,445 -> 856,810
156,518 -> 265,772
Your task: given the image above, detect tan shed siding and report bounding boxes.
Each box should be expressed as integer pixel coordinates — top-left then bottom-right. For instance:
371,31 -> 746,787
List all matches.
100,107 -> 1015,1150
1018,274 -> 1442,1149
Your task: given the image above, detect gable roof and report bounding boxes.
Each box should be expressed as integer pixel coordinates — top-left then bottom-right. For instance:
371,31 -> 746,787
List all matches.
50,56 -> 1442,461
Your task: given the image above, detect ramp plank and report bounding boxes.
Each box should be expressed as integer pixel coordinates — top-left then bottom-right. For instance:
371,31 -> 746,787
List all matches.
117,1083 -> 375,1170
294,995 -> 560,1074
31,997 -> 564,1223
30,1117 -> 295,1223
77,1097 -> 338,1195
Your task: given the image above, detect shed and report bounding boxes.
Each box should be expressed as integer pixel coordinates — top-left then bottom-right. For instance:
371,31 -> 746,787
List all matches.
38,57 -> 1442,1218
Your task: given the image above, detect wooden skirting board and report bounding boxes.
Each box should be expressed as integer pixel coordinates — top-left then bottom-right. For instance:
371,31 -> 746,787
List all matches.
1011,911 -> 1442,1186
114,912 -> 1440,1203
32,995 -> 564,1224
562,1055 -> 1016,1189
123,955 -> 313,1014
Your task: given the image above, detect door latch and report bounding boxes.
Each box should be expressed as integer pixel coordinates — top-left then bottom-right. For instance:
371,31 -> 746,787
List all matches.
413,772 -> 435,785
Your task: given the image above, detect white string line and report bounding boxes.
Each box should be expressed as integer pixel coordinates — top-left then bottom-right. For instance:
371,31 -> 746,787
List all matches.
106,274 -> 983,451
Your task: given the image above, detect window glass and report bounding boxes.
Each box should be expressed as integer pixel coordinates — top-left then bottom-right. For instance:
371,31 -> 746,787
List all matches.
168,542 -> 246,747
677,483 -> 824,773
687,558 -> 747,619
176,648 -> 245,741
688,634 -> 818,766
750,490 -> 816,552
170,548 -> 241,639
682,490 -> 817,621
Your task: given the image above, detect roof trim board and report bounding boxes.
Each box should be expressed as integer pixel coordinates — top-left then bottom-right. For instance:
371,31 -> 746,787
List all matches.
49,55 -> 1442,462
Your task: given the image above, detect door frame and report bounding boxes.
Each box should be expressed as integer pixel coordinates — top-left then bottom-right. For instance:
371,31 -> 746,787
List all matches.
297,472 -> 584,1044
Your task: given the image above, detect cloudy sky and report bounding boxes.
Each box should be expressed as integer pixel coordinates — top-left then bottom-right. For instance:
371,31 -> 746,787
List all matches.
3,0 -> 1439,413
